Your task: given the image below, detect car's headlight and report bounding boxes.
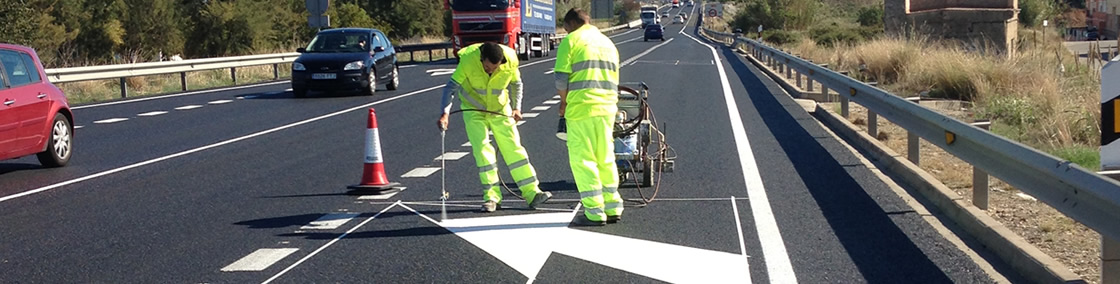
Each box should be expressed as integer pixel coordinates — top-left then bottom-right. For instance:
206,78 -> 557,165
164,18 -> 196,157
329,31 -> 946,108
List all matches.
343,61 -> 364,71
293,62 -> 306,71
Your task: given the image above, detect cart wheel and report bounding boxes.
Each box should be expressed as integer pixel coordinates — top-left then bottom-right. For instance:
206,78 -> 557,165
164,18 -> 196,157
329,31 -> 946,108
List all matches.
641,158 -> 653,188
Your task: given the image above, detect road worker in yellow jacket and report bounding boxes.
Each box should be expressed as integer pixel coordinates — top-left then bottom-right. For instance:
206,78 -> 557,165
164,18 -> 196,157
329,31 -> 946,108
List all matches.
438,42 -> 551,212
555,8 -> 622,226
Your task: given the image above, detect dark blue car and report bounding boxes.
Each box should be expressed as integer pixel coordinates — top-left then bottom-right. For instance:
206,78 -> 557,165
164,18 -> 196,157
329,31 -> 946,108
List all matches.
291,28 -> 399,97
644,24 -> 664,42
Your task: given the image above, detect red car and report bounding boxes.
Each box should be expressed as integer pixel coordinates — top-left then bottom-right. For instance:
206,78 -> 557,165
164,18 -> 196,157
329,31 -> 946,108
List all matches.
0,44 -> 73,167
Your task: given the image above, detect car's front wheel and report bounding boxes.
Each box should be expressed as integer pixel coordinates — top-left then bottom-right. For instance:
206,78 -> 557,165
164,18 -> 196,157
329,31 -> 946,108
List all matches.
37,113 -> 72,167
365,70 -> 377,96
386,66 -> 399,91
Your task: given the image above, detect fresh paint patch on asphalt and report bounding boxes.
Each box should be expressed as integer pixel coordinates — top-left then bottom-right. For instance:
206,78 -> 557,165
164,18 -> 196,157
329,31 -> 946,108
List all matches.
435,152 -> 469,161
461,141 -> 471,147
401,167 -> 441,178
175,105 -> 203,110
221,248 -> 299,272
542,100 -> 560,105
208,100 -> 233,105
300,213 -> 360,230
93,118 -> 129,124
521,113 -> 539,118
356,187 -> 406,200
531,106 -> 550,111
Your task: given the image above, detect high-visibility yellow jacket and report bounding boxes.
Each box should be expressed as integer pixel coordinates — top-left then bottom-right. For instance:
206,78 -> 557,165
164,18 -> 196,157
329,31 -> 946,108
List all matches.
555,24 -> 620,120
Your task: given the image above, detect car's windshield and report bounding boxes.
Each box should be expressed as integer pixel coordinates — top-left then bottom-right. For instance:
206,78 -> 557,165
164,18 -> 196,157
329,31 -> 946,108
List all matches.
450,0 -> 509,11
306,33 -> 370,53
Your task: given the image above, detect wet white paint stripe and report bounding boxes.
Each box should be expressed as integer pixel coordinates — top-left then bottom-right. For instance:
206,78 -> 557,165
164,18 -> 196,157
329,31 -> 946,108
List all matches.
221,248 -> 299,272
137,111 -> 168,117
461,141 -> 472,147
544,69 -> 555,75
73,125 -> 84,129
542,100 -> 560,105
209,100 -> 233,105
402,167 -> 441,178
300,213 -> 360,230
93,118 -> 128,124
531,106 -> 550,111
436,152 -> 469,161
684,31 -> 796,283
175,105 -> 203,110
516,121 -> 526,126
262,202 -> 401,284
357,187 -> 406,200
521,113 -> 539,118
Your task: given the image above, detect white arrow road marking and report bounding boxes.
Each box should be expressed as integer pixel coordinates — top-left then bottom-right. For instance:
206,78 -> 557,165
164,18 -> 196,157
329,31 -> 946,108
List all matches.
221,248 -> 299,272
401,205 -> 751,283
209,99 -> 233,105
435,152 -> 469,161
93,118 -> 128,124
531,106 -> 550,111
426,68 -> 456,77
137,111 -> 168,117
175,105 -> 203,110
402,167 -> 441,178
300,213 -> 360,230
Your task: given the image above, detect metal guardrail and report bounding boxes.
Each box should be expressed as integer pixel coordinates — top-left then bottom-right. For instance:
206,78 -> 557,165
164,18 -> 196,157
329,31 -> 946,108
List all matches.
700,28 -> 1120,242
43,43 -> 457,98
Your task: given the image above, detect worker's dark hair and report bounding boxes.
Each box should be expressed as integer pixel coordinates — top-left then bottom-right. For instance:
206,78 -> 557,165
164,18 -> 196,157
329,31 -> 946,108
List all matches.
479,42 -> 507,64
563,8 -> 590,27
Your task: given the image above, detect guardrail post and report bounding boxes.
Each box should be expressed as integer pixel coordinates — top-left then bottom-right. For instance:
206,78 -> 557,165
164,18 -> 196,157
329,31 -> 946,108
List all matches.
972,120 -> 992,210
785,59 -> 792,79
839,71 -> 850,118
273,63 -> 279,79
806,60 -> 814,92
819,64 -> 829,101
230,67 -> 237,84
867,82 -> 879,137
180,72 -> 188,91
795,58 -> 804,89
906,97 -> 921,165
409,51 -> 415,62
428,49 -> 433,62
119,77 -> 128,98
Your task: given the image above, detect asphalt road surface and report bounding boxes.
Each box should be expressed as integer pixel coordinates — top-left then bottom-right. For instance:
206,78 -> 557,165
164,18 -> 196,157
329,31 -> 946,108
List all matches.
0,5 -> 1010,283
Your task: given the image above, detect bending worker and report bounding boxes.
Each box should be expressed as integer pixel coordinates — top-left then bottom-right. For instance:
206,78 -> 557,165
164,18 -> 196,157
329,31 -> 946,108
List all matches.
555,8 -> 622,226
437,42 -> 551,212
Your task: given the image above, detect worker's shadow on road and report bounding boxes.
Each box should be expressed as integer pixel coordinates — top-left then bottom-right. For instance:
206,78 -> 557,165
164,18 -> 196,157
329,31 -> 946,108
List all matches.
719,45 -> 960,283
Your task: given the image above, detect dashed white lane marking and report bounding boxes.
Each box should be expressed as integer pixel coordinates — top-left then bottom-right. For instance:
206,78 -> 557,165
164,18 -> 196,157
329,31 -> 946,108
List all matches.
552,95 -> 560,99
614,36 -> 644,45
175,105 -> 203,110
517,121 -> 526,126
542,100 -> 560,105
300,213 -> 360,230
262,202 -> 401,284
435,152 -> 469,161
402,167 -> 441,178
221,248 -> 299,272
357,187 -> 406,200
426,68 -> 456,76
93,118 -> 128,124
137,111 -> 168,117
521,113 -> 540,118
73,125 -> 84,129
72,81 -> 286,110
461,141 -> 472,147
208,100 -> 233,105
544,68 -> 555,74
531,106 -> 551,111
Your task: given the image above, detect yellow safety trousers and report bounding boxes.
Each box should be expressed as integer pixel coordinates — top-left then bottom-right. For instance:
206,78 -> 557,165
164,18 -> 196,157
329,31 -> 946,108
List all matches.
464,111 -> 542,205
567,115 -> 622,221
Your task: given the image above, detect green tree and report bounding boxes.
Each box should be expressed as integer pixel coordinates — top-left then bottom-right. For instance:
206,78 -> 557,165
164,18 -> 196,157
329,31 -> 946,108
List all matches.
121,0 -> 184,61
857,6 -> 883,27
328,2 -> 393,34
0,0 -> 39,47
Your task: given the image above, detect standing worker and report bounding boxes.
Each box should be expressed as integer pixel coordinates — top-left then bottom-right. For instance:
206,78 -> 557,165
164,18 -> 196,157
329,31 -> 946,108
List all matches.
555,8 -> 622,226
437,42 -> 552,212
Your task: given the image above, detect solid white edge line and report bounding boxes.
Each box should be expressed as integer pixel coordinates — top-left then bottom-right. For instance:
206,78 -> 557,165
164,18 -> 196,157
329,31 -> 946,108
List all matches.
0,85 -> 443,204
682,31 -> 797,283
72,81 -> 287,110
261,201 -> 402,284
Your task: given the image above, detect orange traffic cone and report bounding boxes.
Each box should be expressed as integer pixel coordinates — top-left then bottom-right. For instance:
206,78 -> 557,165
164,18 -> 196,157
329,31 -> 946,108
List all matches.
348,108 -> 401,195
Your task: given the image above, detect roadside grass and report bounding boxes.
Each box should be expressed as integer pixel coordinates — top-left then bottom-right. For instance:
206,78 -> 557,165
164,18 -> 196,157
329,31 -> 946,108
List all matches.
60,64 -> 292,105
